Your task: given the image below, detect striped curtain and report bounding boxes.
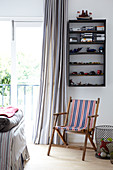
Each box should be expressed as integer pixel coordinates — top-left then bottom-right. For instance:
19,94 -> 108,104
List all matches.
33,0 -> 68,144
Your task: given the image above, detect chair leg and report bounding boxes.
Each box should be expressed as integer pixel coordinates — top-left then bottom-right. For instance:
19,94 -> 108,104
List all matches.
47,128 -> 55,156
82,133 -> 88,161
88,135 -> 97,151
62,130 -> 65,140
63,130 -> 68,146
56,129 -> 67,145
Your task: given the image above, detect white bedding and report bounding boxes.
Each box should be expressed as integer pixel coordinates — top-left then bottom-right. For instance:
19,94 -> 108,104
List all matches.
0,118 -> 30,170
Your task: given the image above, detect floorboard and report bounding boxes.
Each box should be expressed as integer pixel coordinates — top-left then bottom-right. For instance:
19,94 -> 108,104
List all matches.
24,143 -> 113,170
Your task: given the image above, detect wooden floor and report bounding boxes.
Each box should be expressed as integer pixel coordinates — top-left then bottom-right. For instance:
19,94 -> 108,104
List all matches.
24,143 -> 113,170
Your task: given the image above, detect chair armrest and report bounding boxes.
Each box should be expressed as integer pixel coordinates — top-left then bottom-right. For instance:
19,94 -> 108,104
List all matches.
52,112 -> 68,127
53,112 -> 68,116
88,115 -> 99,118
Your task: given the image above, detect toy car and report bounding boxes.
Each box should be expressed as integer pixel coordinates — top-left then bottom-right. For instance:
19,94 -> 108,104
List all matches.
72,72 -> 78,75
97,70 -> 102,75
79,71 -> 84,75
99,46 -> 104,53
73,47 -> 82,53
69,79 -> 75,86
69,47 -> 82,54
89,71 -> 96,75
87,47 -> 96,52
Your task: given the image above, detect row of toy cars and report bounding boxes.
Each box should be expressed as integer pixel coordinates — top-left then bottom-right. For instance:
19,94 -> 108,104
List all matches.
69,62 -> 101,65
69,47 -> 104,54
70,35 -> 105,43
69,79 -> 104,86
69,25 -> 104,32
70,70 -> 103,75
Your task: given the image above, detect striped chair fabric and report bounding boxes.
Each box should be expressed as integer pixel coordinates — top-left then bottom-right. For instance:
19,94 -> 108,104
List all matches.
55,99 -> 96,131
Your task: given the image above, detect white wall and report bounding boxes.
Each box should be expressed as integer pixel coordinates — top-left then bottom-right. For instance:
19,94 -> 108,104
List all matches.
0,0 -> 44,17
68,0 -> 113,143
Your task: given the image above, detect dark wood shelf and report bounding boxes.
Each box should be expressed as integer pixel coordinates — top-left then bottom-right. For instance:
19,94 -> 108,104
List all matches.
69,19 -> 106,23
69,52 -> 104,55
69,42 -> 104,44
69,31 -> 105,34
69,63 -> 104,66
68,19 -> 106,87
69,84 -> 105,87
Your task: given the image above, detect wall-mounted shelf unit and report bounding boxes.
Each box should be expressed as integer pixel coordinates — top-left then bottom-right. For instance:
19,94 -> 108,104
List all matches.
68,19 -> 106,87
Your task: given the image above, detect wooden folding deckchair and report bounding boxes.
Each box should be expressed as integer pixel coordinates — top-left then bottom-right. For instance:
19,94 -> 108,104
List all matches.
47,97 -> 100,161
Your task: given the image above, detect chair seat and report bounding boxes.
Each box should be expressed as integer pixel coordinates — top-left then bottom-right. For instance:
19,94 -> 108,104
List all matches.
55,125 -> 87,131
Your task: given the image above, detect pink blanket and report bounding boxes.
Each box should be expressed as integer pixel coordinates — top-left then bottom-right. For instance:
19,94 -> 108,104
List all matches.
0,106 -> 18,118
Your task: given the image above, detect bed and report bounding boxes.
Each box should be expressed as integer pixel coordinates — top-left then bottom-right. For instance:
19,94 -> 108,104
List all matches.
0,109 -> 30,170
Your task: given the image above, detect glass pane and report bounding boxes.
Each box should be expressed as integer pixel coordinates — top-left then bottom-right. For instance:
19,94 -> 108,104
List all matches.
16,25 -> 43,85
0,21 -> 11,106
16,23 -> 43,142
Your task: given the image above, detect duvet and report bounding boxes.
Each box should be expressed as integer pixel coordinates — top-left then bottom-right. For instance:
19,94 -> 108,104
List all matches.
0,118 -> 30,170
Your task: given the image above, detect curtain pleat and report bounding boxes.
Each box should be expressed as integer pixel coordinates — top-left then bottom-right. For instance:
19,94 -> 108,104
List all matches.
33,0 -> 68,144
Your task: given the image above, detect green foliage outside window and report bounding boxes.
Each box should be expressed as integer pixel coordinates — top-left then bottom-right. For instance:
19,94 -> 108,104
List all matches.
0,70 -> 11,96
0,51 -> 40,107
